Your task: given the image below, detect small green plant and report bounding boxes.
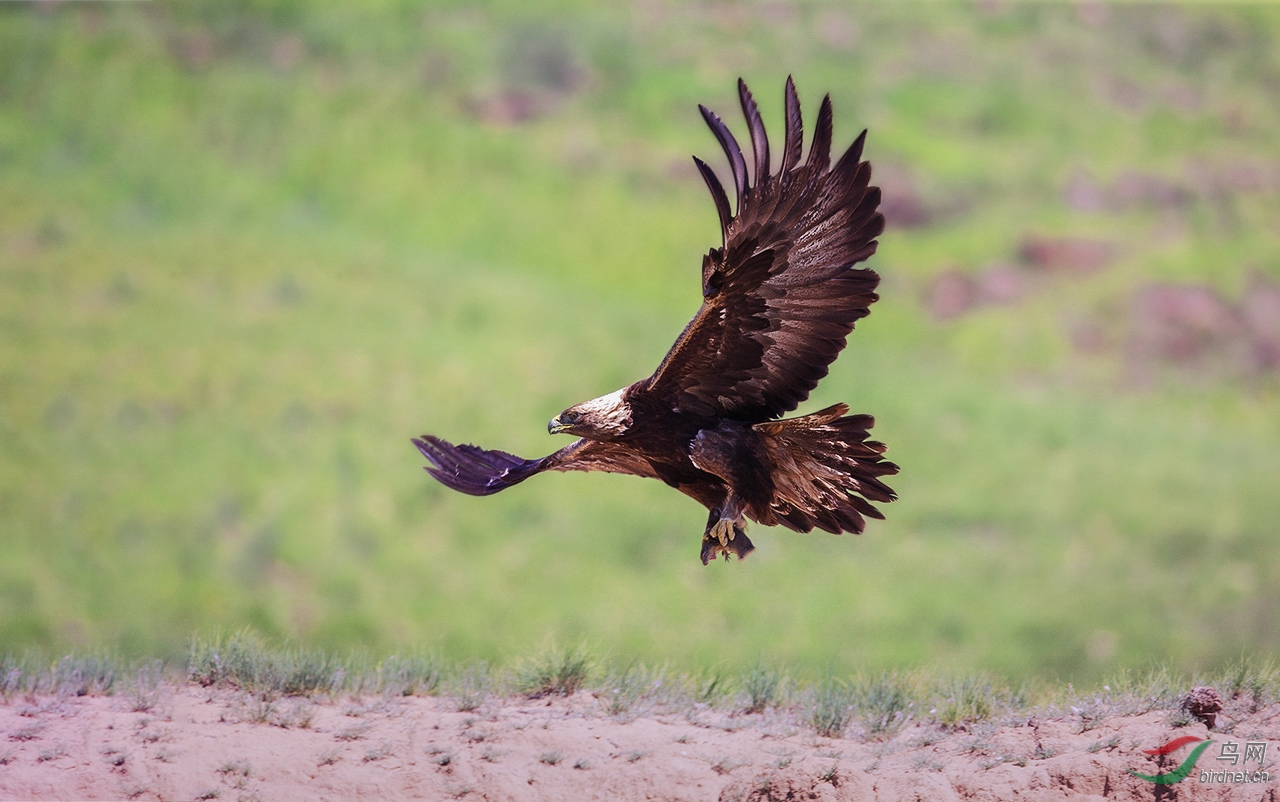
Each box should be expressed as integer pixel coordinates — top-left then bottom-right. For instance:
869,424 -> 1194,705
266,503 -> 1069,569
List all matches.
572,757 -> 591,769
1105,665 -> 1182,714
539,750 -> 563,765
1086,736 -> 1121,753
808,677 -> 853,738
851,670 -> 914,738
933,674 -> 1007,729
514,643 -> 592,698
741,660 -> 782,714
1071,697 -> 1107,733
378,653 -> 442,697
599,663 -> 663,717
187,630 -> 342,696
1212,657 -> 1278,713
694,670 -> 729,705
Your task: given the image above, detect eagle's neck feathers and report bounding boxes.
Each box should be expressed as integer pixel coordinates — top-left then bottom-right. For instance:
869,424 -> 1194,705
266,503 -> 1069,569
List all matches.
574,388 -> 633,437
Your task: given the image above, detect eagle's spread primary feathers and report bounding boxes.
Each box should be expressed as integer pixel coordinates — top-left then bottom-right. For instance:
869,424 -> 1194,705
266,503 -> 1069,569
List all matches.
413,78 -> 898,564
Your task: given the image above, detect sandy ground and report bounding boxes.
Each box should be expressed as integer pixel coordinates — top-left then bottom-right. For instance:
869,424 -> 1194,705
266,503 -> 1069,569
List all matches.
0,686 -> 1277,801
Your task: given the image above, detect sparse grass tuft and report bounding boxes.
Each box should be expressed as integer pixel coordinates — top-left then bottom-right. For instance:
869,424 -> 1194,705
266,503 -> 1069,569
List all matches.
851,670 -> 915,738
52,654 -> 116,697
1087,736 -> 1121,753
740,660 -> 783,714
335,722 -> 372,742
126,660 -> 165,713
1209,657 -> 1278,713
187,630 -> 342,696
364,741 -> 394,762
598,663 -> 670,717
36,743 -> 66,762
932,674 -> 1010,730
709,755 -> 745,774
378,653 -> 442,697
9,723 -> 43,742
513,643 -> 592,698
808,677 -> 854,738
1104,666 -> 1183,714
216,759 -> 250,777
693,670 -> 730,706
446,662 -> 491,712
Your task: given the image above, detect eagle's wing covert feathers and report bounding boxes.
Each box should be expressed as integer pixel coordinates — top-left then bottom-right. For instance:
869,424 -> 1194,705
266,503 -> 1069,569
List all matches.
645,77 -> 884,421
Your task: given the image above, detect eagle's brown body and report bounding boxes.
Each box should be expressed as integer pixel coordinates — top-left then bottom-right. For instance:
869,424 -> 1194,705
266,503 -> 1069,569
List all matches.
414,78 -> 898,563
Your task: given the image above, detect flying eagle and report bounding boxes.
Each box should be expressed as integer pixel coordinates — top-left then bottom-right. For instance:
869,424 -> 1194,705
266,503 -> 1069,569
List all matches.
414,78 -> 898,564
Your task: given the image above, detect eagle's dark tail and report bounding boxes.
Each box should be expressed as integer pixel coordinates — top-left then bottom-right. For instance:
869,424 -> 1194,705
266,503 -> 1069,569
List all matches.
751,404 -> 898,534
412,435 -> 544,496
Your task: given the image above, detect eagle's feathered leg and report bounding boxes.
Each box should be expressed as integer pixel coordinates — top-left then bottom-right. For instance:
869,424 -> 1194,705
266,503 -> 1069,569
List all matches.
700,497 -> 754,564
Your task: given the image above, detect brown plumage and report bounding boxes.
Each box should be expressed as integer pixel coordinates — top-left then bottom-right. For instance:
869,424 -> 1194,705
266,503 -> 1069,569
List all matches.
414,78 -> 898,564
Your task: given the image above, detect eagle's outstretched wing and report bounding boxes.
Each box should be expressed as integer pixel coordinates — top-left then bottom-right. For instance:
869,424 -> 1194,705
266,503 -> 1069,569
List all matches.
644,77 -> 884,422
412,435 -> 657,496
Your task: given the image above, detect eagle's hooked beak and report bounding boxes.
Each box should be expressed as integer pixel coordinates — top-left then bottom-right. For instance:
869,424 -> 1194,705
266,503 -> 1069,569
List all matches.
548,411 -> 576,435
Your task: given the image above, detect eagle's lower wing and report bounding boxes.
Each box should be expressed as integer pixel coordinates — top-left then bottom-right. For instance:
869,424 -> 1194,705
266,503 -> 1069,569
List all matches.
645,78 -> 884,421
413,435 -> 656,496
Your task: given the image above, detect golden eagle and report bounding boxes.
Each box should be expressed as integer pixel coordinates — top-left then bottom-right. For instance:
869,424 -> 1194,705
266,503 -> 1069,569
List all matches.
414,78 -> 898,564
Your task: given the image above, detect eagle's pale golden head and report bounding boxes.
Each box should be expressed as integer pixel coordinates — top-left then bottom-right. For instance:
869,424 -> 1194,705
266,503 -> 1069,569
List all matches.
548,388 -> 632,439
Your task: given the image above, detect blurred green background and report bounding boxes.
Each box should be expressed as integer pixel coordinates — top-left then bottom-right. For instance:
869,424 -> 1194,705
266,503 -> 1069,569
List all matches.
2,0 -> 1278,683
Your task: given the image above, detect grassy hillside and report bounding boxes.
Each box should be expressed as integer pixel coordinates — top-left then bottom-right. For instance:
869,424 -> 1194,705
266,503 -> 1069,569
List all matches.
1,1 -> 1278,682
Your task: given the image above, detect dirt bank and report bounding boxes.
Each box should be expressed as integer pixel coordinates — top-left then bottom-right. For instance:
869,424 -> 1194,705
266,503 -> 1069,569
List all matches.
1,686 -> 1276,801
